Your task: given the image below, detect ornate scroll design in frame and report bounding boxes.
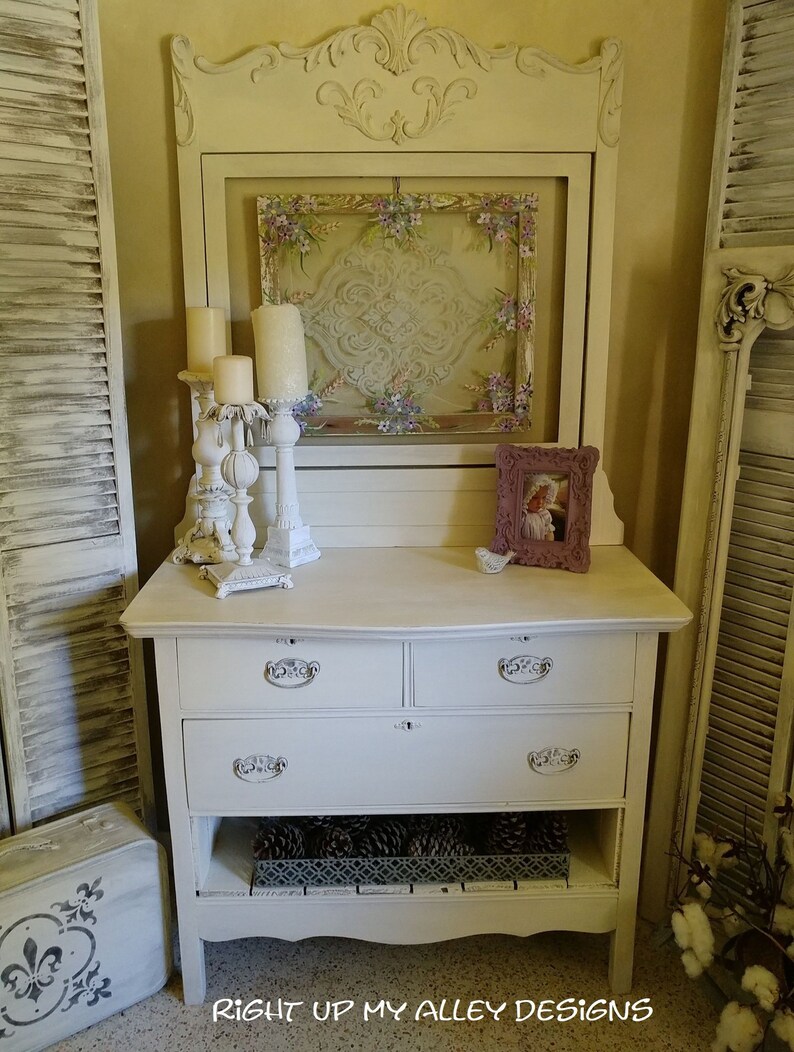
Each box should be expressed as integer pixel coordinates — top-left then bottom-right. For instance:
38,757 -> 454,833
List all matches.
258,191 -> 537,435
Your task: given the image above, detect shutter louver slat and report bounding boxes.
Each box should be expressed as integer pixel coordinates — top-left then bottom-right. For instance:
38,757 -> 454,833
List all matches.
0,47 -> 86,82
0,1 -> 152,832
712,687 -> 779,722
0,1 -> 81,25
720,3 -> 794,245
743,3 -> 794,32
741,25 -> 794,57
703,758 -> 770,798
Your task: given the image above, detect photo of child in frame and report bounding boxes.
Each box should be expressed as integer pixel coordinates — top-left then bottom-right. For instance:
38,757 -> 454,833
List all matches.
492,443 -> 598,572
521,472 -> 569,542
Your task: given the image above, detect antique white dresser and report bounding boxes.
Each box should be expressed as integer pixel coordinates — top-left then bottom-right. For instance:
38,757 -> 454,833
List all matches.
122,546 -> 689,1003
122,10 -> 691,1004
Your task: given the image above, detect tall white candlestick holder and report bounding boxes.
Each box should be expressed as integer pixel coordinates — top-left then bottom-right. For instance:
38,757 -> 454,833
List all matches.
172,370 -> 236,565
198,402 -> 293,598
260,398 -> 321,568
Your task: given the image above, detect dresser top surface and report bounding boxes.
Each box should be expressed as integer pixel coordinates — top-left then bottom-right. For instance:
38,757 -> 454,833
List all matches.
122,546 -> 690,640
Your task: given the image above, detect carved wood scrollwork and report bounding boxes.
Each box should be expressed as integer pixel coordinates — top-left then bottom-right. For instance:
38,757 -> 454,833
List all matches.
716,266 -> 794,352
280,4 -> 518,75
170,36 -> 196,147
316,75 -> 478,145
173,8 -> 618,149
597,38 -> 623,148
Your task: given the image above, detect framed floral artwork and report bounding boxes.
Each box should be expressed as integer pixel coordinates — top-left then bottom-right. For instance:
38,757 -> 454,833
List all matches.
491,444 -> 600,572
257,190 -> 537,435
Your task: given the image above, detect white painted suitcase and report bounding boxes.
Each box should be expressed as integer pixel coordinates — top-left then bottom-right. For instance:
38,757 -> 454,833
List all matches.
0,803 -> 171,1051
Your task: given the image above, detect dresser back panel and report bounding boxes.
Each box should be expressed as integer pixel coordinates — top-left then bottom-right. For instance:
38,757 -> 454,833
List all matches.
249,449 -> 621,546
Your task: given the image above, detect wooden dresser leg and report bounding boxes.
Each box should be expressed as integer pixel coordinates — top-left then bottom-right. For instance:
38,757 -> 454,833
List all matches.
179,930 -> 207,1004
609,632 -> 660,995
608,924 -> 635,994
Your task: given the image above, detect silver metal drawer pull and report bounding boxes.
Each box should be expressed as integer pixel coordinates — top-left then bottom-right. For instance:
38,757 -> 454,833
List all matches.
275,637 -> 304,646
498,654 -> 553,684
233,754 -> 288,781
527,747 -> 580,774
264,657 -> 320,688
394,719 -> 422,731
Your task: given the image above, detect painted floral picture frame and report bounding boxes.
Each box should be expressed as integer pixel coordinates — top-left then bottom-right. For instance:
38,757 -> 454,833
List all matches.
491,445 -> 600,572
257,190 -> 537,435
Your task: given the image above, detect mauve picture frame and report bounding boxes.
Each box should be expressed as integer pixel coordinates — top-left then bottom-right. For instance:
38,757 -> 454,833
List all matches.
491,445 -> 600,572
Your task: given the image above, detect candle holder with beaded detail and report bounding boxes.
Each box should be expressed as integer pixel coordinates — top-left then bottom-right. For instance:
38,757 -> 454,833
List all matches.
260,398 -> 321,568
198,402 -> 293,598
172,370 -> 236,565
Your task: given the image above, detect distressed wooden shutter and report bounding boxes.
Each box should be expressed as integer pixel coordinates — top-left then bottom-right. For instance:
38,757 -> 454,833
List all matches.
696,334 -> 794,888
692,0 -> 794,856
719,0 -> 794,247
644,0 -> 794,918
0,0 -> 154,830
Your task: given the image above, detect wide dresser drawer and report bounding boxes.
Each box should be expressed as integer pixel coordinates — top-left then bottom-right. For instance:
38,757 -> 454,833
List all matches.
178,637 -> 403,710
412,632 -> 636,708
183,712 -> 629,813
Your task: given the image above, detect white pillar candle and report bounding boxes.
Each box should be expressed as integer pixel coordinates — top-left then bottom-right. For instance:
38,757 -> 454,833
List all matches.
186,307 -> 227,373
252,303 -> 309,402
213,354 -> 254,405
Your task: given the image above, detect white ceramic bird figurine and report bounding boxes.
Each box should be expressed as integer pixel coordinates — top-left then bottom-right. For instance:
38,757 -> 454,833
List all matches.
474,547 -> 515,574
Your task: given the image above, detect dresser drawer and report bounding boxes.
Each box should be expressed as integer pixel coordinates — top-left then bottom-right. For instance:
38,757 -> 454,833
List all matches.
412,633 -> 636,708
183,712 -> 629,813
177,637 -> 403,711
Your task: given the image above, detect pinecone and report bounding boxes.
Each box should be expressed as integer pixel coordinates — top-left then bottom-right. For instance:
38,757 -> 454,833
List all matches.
527,812 -> 569,855
434,815 -> 466,840
408,813 -> 436,834
356,818 -> 408,858
406,826 -> 473,858
310,825 -> 355,859
486,812 -> 529,855
252,818 -> 305,860
300,815 -> 370,837
301,815 -> 337,830
334,815 -> 371,838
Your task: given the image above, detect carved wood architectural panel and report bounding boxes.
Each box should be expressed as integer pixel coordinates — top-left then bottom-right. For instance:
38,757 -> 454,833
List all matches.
171,7 -> 626,546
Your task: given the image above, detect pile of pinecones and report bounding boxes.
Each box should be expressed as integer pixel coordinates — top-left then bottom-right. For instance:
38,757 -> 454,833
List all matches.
252,811 -> 568,861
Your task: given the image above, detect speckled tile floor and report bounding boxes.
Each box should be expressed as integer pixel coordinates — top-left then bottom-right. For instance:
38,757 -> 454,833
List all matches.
49,922 -> 722,1051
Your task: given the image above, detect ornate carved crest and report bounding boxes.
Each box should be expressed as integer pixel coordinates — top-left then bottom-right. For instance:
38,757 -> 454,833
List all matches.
279,4 -> 518,75
716,266 -> 794,352
172,8 -> 619,147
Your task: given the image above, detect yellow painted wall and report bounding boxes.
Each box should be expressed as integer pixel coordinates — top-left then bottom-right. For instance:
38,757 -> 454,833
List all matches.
97,0 -> 727,583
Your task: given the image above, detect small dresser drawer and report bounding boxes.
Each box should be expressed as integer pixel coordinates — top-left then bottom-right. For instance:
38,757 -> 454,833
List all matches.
177,637 -> 403,711
412,633 -> 636,708
183,712 -> 629,813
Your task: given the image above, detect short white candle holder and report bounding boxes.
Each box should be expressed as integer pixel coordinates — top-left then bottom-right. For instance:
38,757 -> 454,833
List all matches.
172,370 -> 236,565
260,398 -> 321,568
197,402 -> 293,599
